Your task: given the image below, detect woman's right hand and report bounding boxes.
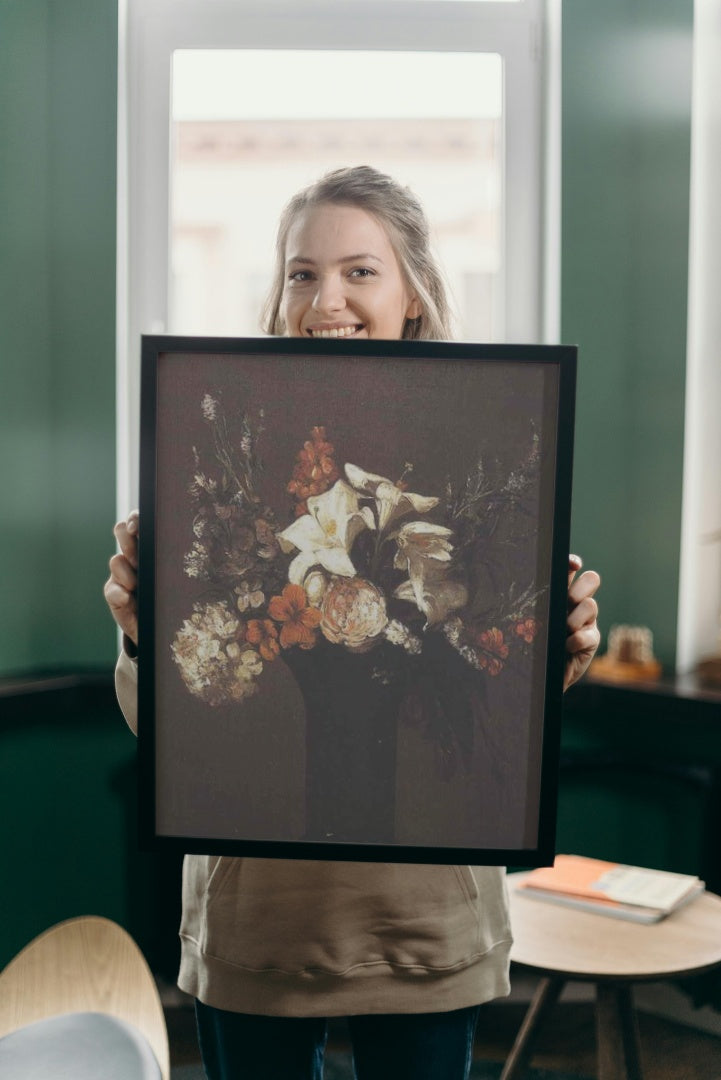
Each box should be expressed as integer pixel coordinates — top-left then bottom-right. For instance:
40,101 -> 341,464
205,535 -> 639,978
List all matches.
104,510 -> 139,646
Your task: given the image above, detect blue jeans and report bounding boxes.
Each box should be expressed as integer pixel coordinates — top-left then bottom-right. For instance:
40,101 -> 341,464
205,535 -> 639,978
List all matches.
195,1000 -> 481,1080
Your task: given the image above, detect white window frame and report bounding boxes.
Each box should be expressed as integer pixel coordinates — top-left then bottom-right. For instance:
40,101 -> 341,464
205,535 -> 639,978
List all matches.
676,0 -> 721,674
117,0 -> 559,513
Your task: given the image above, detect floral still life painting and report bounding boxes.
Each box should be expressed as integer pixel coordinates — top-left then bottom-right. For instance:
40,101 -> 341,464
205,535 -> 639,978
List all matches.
140,338 -> 575,863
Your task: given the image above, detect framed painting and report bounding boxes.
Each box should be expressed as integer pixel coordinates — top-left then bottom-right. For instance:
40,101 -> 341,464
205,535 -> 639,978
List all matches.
138,336 -> 576,865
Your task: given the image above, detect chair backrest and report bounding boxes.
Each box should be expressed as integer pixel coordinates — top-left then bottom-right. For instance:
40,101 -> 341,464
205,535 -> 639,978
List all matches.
0,915 -> 170,1080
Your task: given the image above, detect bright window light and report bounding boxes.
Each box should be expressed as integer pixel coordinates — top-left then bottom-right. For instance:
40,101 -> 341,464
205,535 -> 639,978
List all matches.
173,50 -> 502,121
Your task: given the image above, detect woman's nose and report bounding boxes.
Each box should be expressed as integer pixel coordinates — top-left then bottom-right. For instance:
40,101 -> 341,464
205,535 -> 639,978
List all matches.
312,274 -> 345,314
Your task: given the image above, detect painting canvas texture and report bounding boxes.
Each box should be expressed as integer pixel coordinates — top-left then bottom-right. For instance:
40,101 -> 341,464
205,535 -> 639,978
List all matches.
142,339 -> 571,862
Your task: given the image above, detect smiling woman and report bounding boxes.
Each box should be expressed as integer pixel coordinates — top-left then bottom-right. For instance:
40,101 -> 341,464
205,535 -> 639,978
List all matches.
263,166 -> 451,341
107,151 -> 599,1078
282,205 -> 420,340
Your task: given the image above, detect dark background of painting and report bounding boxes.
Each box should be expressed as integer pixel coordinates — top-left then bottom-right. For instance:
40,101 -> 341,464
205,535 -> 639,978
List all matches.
148,344 -> 560,853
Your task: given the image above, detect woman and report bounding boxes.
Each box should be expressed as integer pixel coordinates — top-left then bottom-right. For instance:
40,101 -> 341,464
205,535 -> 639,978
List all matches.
106,166 -> 601,1080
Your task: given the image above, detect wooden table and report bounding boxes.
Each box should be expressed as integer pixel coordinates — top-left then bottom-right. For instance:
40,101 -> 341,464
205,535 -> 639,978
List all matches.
503,873 -> 721,1080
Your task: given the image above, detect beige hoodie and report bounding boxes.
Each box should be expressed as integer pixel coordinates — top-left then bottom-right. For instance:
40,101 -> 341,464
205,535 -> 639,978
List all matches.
116,650 -> 512,1016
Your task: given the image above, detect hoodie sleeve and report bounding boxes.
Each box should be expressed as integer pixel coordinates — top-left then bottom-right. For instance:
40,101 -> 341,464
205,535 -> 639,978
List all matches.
115,642 -> 139,736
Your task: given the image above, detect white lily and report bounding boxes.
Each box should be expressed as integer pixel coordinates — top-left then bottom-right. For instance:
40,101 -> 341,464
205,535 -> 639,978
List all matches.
344,463 -> 439,532
277,479 -> 375,585
393,521 -> 468,626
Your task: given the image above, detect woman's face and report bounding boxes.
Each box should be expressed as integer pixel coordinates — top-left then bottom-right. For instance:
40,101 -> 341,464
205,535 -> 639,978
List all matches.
280,203 -> 421,340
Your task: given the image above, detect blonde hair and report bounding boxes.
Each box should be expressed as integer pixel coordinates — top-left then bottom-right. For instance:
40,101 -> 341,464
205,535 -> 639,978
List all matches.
262,165 -> 454,341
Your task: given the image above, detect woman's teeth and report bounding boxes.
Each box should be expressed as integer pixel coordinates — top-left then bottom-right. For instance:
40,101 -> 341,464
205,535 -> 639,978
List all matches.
309,325 -> 361,338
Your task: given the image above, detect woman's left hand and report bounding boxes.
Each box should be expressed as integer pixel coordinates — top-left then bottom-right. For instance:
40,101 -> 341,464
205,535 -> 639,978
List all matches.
564,555 -> 601,691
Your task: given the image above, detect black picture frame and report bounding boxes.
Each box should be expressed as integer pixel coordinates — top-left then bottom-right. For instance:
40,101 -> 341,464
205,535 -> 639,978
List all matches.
138,335 -> 576,865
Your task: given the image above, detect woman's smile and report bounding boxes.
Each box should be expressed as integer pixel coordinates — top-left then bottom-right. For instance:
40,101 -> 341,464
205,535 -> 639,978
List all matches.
306,323 -> 364,338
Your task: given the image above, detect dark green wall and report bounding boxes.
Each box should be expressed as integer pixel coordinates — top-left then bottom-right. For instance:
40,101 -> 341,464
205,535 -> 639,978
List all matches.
0,682 -> 183,973
0,0 -> 135,969
563,0 -> 693,669
558,682 -> 721,885
0,0 -> 118,675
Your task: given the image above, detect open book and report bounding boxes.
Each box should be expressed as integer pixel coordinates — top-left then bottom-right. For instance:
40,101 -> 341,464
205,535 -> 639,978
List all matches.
516,854 -> 705,923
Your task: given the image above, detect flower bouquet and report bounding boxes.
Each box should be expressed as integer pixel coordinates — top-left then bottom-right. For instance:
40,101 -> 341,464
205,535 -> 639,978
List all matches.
171,392 -> 545,790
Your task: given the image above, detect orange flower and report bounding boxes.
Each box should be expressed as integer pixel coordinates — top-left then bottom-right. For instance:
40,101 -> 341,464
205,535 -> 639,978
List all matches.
287,426 -> 339,515
268,584 -> 322,650
475,627 -> 509,676
246,619 -> 280,662
515,617 -> 539,644
476,627 -> 509,655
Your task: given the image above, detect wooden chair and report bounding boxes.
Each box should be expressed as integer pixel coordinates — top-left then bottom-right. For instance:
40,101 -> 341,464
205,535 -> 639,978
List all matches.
0,915 -> 169,1079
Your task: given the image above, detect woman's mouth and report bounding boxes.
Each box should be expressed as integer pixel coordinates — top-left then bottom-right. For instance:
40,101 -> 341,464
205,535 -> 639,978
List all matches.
307,324 -> 364,339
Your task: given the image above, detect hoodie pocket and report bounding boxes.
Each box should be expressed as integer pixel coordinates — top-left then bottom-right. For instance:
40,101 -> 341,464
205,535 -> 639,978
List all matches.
454,864 -> 480,907
180,854 -> 237,949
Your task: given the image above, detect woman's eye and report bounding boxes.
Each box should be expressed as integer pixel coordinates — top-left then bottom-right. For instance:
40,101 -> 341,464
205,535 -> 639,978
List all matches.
349,267 -> 375,279
288,270 -> 313,283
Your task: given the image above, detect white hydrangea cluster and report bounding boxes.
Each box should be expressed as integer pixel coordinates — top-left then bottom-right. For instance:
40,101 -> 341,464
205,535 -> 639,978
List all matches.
170,600 -> 262,705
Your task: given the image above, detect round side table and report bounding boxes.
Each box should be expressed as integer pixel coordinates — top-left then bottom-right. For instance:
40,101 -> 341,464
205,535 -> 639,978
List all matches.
503,872 -> 721,1080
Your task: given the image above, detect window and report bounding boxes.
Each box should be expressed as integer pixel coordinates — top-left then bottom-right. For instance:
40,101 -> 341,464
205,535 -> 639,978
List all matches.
170,49 -> 503,340
118,0 -> 557,510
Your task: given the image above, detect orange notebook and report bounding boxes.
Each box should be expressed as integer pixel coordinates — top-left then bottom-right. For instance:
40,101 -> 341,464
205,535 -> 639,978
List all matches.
517,854 -> 703,923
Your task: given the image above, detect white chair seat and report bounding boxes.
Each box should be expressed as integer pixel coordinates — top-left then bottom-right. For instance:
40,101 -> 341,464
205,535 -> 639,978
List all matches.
0,1011 -> 162,1080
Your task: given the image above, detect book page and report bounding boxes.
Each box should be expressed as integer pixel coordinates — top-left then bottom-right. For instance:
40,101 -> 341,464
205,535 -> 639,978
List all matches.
597,866 -> 699,910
